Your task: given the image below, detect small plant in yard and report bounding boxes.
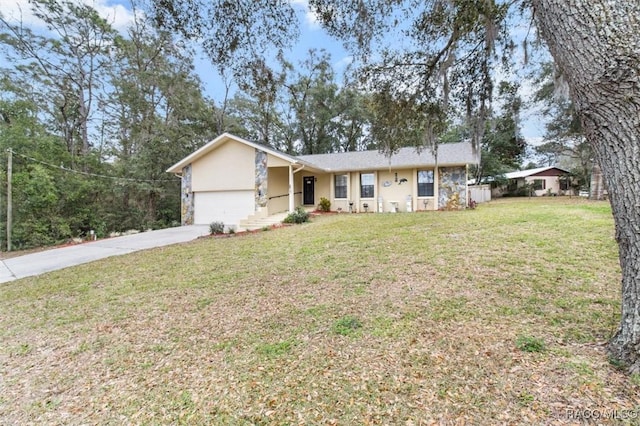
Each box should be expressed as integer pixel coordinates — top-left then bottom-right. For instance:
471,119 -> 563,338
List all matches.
609,356 -> 627,371
332,315 -> 363,336
283,206 -> 310,224
209,221 -> 224,235
516,335 -> 546,353
517,391 -> 535,406
256,340 -> 295,357
318,197 -> 331,212
16,343 -> 31,356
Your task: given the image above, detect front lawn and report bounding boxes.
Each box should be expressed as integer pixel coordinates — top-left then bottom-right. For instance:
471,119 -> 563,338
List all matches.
1,198 -> 637,424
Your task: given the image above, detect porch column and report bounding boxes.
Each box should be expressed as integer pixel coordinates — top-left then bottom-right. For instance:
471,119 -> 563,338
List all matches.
434,166 -> 440,210
288,165 -> 295,213
411,168 -> 418,212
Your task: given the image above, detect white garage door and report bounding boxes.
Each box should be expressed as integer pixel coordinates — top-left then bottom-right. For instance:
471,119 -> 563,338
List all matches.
194,191 -> 254,225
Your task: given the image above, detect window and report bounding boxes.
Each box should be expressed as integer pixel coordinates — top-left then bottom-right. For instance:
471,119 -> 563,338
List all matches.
360,173 -> 374,198
559,177 -> 569,191
532,179 -> 546,190
417,170 -> 434,196
334,174 -> 348,199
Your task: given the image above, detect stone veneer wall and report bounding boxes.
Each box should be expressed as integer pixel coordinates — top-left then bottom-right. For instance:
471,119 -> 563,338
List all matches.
255,149 -> 268,210
181,164 -> 194,225
438,166 -> 467,210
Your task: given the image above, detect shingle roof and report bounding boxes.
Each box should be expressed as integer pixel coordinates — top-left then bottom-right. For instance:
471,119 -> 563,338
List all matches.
298,142 -> 477,172
167,133 -> 478,174
504,166 -> 570,179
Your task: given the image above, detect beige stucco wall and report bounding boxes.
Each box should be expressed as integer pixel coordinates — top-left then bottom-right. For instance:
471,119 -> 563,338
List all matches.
315,174 -> 331,206
525,176 -> 562,196
354,171 -> 377,212
191,140 -> 255,192
296,173 -> 331,208
293,175 -> 302,207
267,155 -> 291,168
350,172 -> 361,211
268,167 -> 290,214
377,169 -> 415,212
287,167 -> 442,212
493,175 -> 567,198
325,168 -> 438,212
331,172 -> 351,212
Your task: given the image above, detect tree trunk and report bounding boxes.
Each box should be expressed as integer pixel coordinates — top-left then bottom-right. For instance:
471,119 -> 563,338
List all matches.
533,0 -> 640,371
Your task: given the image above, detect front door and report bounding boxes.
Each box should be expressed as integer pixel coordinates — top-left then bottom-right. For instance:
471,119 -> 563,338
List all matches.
303,176 -> 315,205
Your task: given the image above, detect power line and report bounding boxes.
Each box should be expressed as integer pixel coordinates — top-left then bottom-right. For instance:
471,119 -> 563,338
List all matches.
8,149 -> 178,184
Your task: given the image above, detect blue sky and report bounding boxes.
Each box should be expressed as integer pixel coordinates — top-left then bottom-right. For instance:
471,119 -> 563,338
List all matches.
1,0 -> 547,143
0,0 -> 352,102
191,1 -> 353,102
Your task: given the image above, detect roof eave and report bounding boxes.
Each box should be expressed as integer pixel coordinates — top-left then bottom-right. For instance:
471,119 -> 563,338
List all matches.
325,162 -> 472,173
166,132 -> 301,174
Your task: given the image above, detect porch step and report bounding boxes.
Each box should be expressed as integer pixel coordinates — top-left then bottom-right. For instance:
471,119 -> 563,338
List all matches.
238,211 -> 290,232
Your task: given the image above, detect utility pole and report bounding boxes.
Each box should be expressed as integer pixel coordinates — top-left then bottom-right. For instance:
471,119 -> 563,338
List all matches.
0,151 -> 2,252
7,148 -> 12,252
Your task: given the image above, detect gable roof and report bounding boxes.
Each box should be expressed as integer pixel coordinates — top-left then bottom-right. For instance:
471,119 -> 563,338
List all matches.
166,133 -> 308,174
298,142 -> 477,172
167,133 -> 478,174
504,166 -> 570,179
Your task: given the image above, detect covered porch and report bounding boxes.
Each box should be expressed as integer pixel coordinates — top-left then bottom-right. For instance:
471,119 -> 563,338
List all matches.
264,163 -> 326,216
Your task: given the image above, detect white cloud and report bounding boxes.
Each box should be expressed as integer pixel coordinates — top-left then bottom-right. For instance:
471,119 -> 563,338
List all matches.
289,0 -> 320,29
92,1 -> 139,33
0,0 -> 138,34
525,136 -> 544,146
1,0 -> 41,26
334,55 -> 353,70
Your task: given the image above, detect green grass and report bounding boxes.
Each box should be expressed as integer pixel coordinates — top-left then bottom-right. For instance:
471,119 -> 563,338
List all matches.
1,197 -> 637,424
515,335 -> 546,353
256,339 -> 297,357
332,315 -> 363,336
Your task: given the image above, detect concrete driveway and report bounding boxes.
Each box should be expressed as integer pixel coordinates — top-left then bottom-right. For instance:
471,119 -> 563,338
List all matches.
0,225 -> 210,283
